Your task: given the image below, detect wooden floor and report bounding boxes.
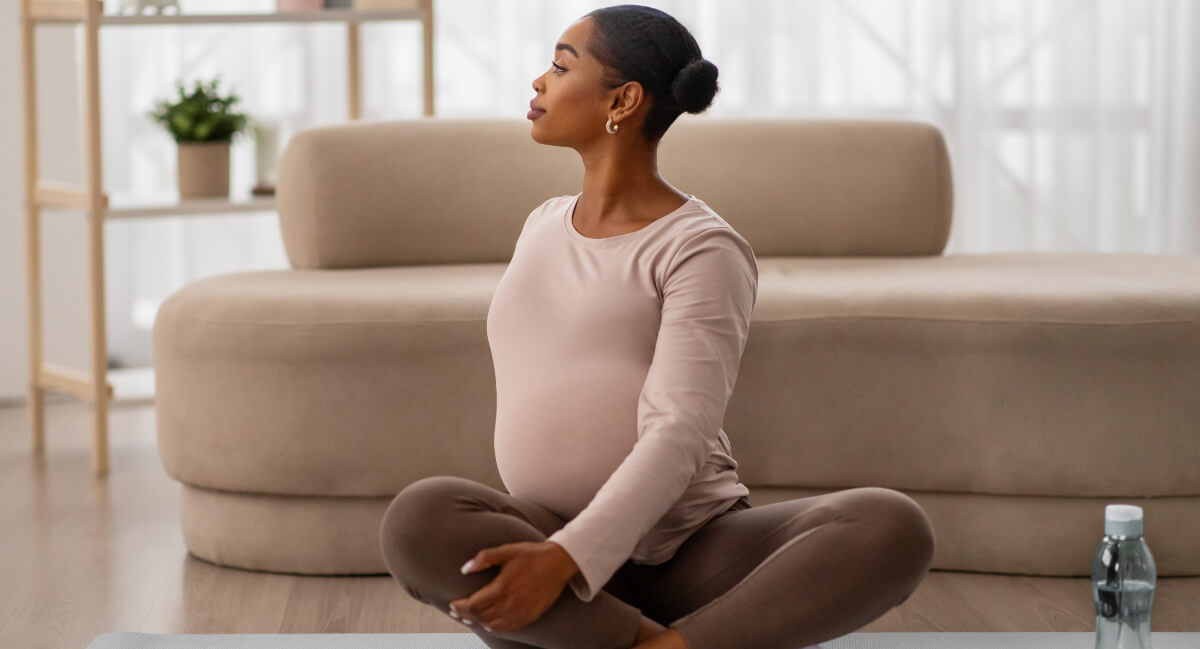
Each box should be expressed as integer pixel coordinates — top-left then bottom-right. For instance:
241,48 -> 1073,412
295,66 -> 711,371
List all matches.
1,401 -> 1196,649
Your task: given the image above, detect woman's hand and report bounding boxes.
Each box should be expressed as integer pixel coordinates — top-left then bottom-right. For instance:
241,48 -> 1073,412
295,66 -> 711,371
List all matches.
448,540 -> 578,634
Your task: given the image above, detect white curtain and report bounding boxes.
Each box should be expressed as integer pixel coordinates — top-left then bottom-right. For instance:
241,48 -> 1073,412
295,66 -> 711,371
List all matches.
94,0 -> 1199,367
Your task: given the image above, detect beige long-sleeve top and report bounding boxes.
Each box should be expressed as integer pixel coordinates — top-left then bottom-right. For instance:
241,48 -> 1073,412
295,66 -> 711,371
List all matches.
486,192 -> 756,603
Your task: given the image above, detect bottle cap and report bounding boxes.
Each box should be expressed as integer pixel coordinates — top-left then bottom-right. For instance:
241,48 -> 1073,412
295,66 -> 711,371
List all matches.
1105,504 -> 1144,538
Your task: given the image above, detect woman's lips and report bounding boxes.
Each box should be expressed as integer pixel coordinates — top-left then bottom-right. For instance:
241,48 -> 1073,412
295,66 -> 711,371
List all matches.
527,109 -> 546,120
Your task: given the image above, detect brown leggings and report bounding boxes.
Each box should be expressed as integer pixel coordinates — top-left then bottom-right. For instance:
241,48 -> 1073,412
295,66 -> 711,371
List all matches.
379,475 -> 936,649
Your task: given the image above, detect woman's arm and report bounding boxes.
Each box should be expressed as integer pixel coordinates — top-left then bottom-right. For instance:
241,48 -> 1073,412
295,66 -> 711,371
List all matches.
547,226 -> 759,602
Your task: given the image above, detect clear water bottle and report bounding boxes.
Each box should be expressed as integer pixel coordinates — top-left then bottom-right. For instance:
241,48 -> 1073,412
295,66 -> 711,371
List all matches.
1092,504 -> 1157,649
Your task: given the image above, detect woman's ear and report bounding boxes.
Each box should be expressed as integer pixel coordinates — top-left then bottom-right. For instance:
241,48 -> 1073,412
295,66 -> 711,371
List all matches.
611,82 -> 644,121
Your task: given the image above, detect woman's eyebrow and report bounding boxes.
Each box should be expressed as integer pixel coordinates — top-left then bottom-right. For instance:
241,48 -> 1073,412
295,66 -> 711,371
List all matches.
555,43 -> 579,58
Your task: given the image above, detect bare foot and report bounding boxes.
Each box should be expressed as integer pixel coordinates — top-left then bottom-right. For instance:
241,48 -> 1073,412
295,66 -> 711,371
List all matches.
634,626 -> 689,649
634,614 -> 667,643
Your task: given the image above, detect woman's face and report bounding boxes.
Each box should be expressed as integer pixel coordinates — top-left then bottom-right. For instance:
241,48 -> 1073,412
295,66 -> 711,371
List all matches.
529,18 -> 636,146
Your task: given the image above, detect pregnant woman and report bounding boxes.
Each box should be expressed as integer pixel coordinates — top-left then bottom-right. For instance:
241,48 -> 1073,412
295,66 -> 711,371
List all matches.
379,5 -> 936,649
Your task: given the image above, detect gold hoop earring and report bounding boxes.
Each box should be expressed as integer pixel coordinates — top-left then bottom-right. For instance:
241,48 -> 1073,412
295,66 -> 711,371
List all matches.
606,117 -> 619,134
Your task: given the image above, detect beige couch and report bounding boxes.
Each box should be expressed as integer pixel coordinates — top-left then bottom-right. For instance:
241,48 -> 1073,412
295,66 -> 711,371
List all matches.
152,117 -> 1200,581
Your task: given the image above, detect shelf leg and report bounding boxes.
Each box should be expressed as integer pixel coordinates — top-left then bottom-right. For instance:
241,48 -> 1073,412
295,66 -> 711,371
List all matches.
20,0 -> 48,456
348,21 -> 360,120
85,0 -> 109,476
422,0 -> 434,116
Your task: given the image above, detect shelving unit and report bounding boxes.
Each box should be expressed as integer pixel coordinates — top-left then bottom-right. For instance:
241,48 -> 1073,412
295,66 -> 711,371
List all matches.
19,0 -> 436,476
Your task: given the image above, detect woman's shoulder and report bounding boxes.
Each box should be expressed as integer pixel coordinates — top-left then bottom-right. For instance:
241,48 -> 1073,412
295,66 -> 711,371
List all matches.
515,194 -> 573,239
672,199 -> 754,255
538,193 -> 577,212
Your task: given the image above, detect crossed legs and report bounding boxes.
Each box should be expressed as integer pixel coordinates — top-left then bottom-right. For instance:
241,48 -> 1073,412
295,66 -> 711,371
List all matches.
379,476 -> 935,649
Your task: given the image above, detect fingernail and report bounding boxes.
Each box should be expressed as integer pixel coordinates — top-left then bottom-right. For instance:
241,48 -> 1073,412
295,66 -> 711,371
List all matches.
484,626 -> 494,632
448,611 -> 460,619
463,619 -> 474,626
460,559 -> 475,574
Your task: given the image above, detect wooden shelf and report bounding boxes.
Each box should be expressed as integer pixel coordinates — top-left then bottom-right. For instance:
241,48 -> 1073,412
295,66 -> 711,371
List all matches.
102,8 -> 424,26
105,192 -> 278,220
28,5 -> 424,25
20,0 -> 436,474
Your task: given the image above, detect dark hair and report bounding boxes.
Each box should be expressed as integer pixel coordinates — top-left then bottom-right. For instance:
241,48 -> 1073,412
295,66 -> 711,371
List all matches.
582,4 -> 720,143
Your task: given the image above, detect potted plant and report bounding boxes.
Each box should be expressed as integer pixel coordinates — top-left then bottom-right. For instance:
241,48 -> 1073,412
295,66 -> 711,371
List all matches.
148,76 -> 252,199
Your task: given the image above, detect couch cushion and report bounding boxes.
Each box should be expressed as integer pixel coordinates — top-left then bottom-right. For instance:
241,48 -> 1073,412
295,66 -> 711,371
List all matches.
734,252 -> 1200,499
174,483 -> 1200,576
276,118 -> 952,269
154,252 -> 1200,503
153,265 -> 509,497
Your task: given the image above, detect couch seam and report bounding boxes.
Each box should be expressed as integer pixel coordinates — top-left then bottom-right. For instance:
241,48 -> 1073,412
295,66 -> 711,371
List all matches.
752,315 -> 1200,326
169,314 -> 1200,327
929,123 -> 946,255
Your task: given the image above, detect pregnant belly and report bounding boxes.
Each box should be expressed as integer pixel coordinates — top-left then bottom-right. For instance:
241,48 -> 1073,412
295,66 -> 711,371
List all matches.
493,366 -> 643,519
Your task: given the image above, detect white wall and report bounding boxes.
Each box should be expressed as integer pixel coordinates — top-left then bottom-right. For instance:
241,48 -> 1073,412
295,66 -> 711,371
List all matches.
2,0 -> 93,406
3,0 -> 1197,405
0,1 -> 20,403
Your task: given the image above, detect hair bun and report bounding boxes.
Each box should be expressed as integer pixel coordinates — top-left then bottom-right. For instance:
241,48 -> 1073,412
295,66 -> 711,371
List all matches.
671,58 -> 719,114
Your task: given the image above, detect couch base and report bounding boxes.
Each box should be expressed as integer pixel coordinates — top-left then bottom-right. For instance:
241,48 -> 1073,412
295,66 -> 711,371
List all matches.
179,483 -> 1200,576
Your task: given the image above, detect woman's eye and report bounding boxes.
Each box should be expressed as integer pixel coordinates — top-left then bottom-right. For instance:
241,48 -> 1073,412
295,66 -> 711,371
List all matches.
550,61 -> 566,74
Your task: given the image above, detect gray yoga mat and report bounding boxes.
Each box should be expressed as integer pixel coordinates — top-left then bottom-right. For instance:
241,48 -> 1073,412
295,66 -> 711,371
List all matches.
84,631 -> 1200,648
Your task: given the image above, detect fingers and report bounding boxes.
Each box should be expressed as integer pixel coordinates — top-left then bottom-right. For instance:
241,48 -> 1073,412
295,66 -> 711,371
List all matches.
462,545 -> 506,574
453,575 -> 503,617
478,617 -> 504,633
480,598 -> 515,626
447,545 -> 522,633
451,591 -> 514,631
450,589 -> 502,628
448,606 -> 505,633
460,597 -> 504,627
461,553 -> 484,574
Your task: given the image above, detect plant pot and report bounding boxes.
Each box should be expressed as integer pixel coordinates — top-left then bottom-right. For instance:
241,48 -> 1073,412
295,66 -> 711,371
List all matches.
353,0 -> 421,8
177,140 -> 231,199
277,0 -> 323,11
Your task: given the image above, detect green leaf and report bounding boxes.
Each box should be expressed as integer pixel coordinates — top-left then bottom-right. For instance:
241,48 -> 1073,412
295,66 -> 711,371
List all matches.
149,76 -> 252,143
